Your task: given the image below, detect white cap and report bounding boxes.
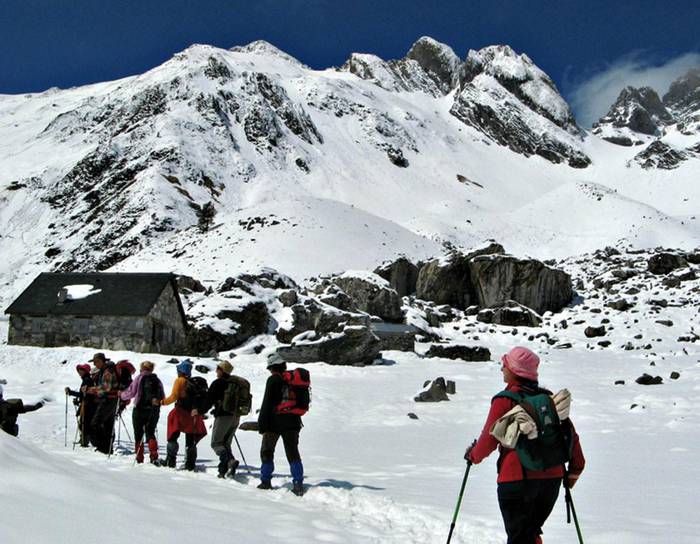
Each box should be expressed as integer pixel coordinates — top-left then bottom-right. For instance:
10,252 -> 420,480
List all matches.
266,352 -> 285,368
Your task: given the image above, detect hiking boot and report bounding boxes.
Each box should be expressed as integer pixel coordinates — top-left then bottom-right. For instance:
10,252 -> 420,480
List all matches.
184,446 -> 197,471
164,454 -> 176,468
257,480 -> 272,490
292,481 -> 305,497
227,459 -> 240,478
135,442 -> 145,464
147,439 -> 159,463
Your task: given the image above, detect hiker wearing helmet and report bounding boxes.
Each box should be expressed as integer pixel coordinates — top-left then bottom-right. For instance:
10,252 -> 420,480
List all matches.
160,360 -> 207,470
65,364 -> 95,447
0,384 -> 45,437
465,346 -> 585,544
207,360 -> 244,478
120,361 -> 164,464
257,352 -> 305,496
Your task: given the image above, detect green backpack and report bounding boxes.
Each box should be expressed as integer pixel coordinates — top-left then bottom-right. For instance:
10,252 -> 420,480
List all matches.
494,389 -> 572,471
221,376 -> 252,416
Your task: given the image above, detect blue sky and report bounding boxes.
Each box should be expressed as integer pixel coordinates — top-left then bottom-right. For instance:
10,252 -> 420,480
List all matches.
2,1 -> 698,124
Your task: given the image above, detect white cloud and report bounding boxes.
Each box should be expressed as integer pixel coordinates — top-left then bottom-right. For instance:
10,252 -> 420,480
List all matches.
568,51 -> 700,127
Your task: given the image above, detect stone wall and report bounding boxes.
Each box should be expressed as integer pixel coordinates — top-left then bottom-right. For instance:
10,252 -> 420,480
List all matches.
147,283 -> 187,353
8,313 -> 150,352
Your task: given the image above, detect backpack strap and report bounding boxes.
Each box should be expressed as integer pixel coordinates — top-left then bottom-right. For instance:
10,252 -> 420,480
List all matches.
493,390 -> 544,434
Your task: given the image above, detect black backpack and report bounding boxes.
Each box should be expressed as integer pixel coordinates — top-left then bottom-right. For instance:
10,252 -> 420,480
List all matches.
139,374 -> 164,408
183,377 -> 210,413
221,376 -> 252,416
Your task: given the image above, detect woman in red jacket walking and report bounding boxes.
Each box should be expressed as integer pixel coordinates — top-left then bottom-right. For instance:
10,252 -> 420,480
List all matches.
466,346 -> 585,544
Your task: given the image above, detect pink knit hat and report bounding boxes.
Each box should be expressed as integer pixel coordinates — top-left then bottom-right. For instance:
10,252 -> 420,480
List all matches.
501,347 -> 540,381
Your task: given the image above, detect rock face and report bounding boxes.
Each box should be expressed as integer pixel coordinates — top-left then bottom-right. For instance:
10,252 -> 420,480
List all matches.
340,37 -> 461,97
425,344 -> 491,361
416,242 -> 505,309
476,300 -> 542,327
469,255 -> 573,314
331,273 -> 404,322
276,325 -> 381,366
592,87 -> 673,144
186,299 -> 269,354
276,298 -> 368,343
451,45 -> 590,168
647,252 -> 688,274
374,257 -> 421,297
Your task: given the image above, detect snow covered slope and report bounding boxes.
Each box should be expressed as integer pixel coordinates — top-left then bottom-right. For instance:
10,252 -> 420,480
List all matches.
0,38 -> 699,307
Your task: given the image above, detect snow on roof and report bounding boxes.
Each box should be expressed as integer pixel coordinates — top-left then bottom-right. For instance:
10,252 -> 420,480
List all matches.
61,284 -> 102,301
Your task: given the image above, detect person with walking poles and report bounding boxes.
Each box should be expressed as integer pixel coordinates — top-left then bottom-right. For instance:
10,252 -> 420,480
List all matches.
0,384 -> 45,437
463,346 -> 586,544
65,363 -> 95,448
86,353 -> 119,454
207,360 -> 248,478
257,353 -> 308,496
120,361 -> 164,464
160,360 -> 207,471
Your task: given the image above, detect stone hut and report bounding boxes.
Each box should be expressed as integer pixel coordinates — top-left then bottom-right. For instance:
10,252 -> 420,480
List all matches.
4,273 -> 188,354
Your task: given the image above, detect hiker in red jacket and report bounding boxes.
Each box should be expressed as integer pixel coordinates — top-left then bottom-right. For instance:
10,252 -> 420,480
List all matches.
465,346 -> 585,544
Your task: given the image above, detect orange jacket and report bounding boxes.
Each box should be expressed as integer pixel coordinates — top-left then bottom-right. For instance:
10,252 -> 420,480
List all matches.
161,377 -> 187,406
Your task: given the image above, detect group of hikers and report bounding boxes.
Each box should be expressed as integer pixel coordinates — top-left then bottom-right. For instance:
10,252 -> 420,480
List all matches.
61,351 -> 309,495
1,345 -> 584,542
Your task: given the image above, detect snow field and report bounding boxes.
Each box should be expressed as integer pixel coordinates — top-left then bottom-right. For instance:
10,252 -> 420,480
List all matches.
2,314 -> 699,543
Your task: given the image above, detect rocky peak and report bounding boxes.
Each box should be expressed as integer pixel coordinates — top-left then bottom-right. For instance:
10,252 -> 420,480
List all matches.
460,45 -> 578,132
592,86 -> 673,144
663,67 -> 700,114
405,36 -> 462,94
229,40 -> 305,67
450,44 -> 587,167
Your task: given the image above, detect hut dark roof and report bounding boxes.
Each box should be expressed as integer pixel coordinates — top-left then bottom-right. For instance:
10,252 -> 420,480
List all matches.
370,322 -> 421,335
4,273 -> 186,324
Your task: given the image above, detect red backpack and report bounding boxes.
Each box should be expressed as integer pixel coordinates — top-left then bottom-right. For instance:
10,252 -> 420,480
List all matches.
275,369 -> 311,416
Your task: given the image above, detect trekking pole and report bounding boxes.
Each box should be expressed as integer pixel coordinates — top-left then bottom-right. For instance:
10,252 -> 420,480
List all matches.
119,414 -> 134,444
233,434 -> 252,475
446,460 -> 472,544
564,477 -> 585,544
64,393 -> 69,448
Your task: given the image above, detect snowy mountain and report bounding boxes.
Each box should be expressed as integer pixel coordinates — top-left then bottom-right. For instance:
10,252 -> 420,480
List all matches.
593,68 -> 700,169
0,38 -> 699,307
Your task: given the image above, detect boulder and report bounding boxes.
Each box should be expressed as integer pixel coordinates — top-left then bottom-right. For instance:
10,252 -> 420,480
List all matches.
278,289 -> 299,307
414,377 -> 450,402
175,274 -> 207,294
374,257 -> 421,297
476,300 -> 542,327
276,325 -> 382,366
647,252 -> 688,275
636,373 -> 663,385
584,325 -> 606,338
469,255 -> 573,314
220,268 -> 298,293
416,242 -> 505,309
425,344 -> 491,361
317,284 -> 358,312
276,298 -> 368,343
606,298 -> 634,311
331,272 -> 404,322
186,298 -> 269,354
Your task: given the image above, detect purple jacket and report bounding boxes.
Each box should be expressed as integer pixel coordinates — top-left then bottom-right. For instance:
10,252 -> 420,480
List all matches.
120,370 -> 163,407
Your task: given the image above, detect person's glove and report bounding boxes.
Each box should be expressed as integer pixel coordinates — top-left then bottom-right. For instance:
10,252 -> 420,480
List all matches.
464,439 -> 477,462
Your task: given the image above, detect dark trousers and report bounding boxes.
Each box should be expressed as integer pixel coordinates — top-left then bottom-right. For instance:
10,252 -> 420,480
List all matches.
497,478 -> 561,544
261,431 -> 301,464
132,406 -> 160,445
90,398 -> 118,454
